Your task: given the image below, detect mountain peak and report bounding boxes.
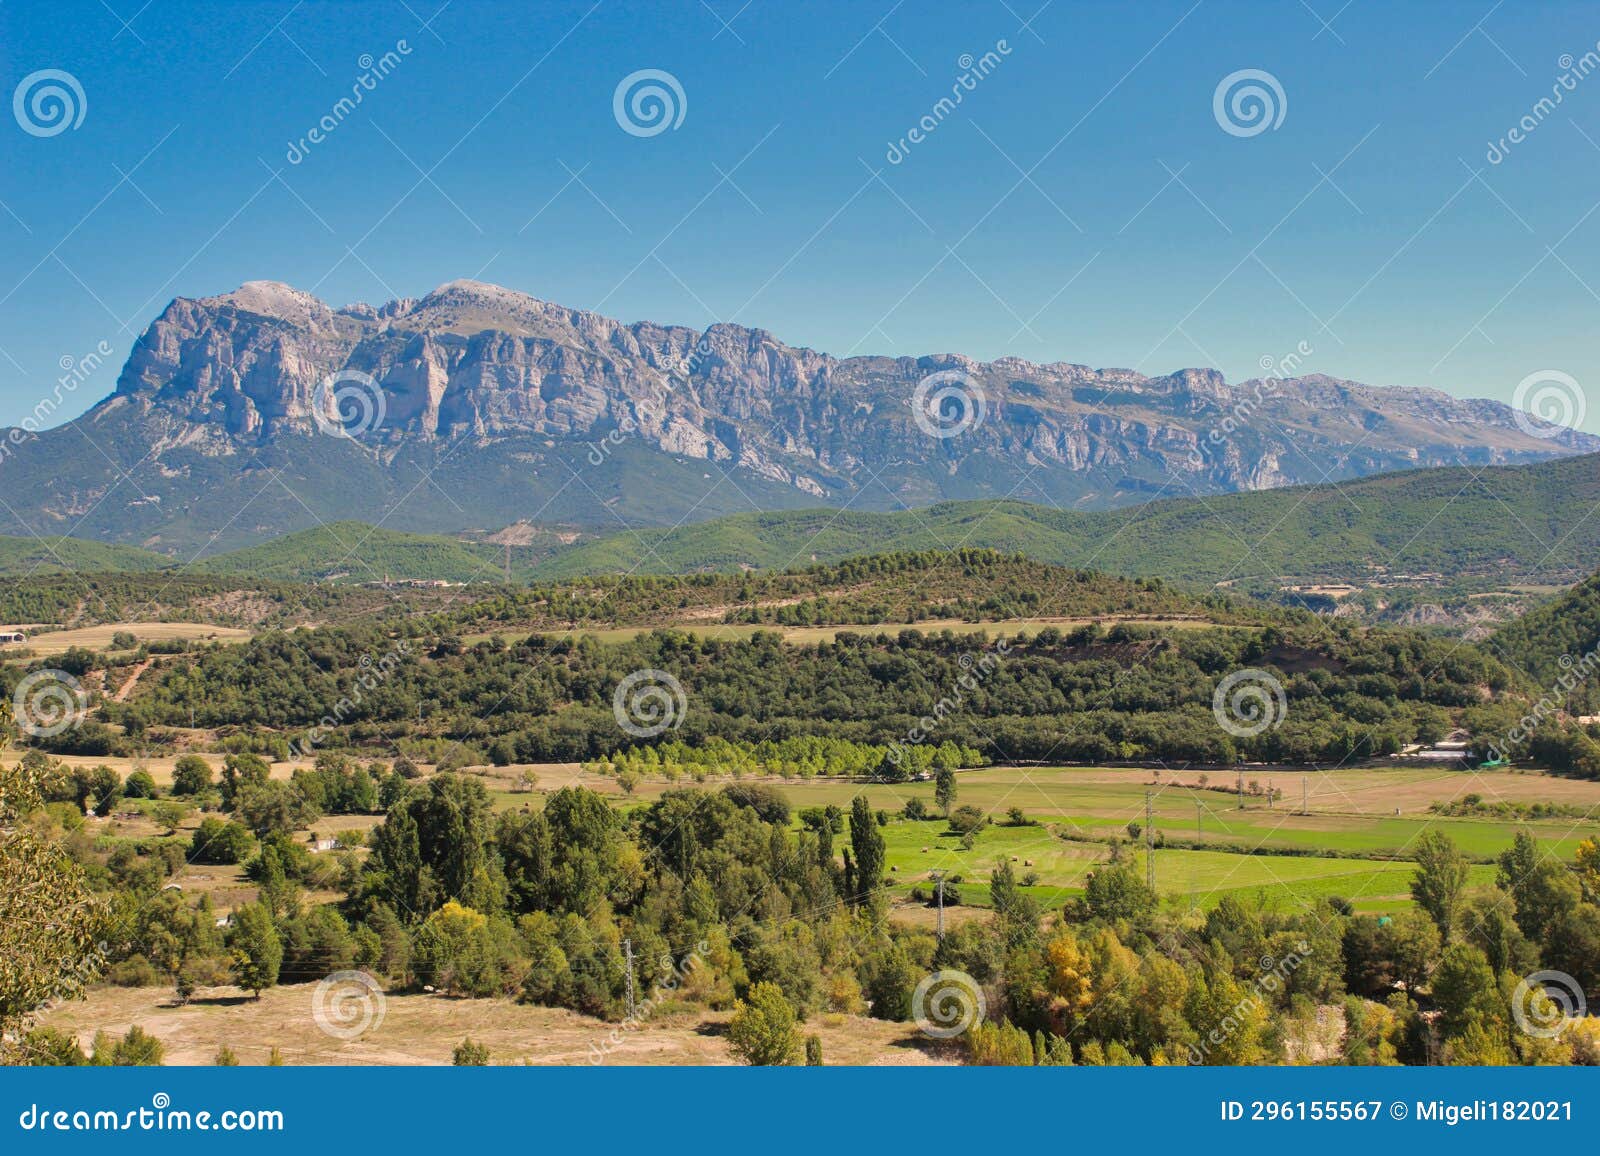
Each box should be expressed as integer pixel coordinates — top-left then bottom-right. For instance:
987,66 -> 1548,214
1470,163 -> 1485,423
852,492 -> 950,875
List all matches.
199,280 -> 332,323
60,276 -> 1600,555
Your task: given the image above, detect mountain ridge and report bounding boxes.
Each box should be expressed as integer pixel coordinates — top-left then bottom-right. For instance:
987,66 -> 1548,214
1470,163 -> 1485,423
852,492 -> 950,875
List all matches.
2,278 -> 1594,553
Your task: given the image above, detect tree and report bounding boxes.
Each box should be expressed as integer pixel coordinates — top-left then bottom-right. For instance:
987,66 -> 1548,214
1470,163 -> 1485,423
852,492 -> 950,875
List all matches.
229,902 -> 282,998
1498,830 -> 1582,944
934,766 -> 957,815
1083,859 -> 1157,922
1430,944 -> 1504,1040
219,753 -> 270,809
1410,831 -> 1469,941
172,755 -> 213,797
1382,910 -> 1441,995
1184,969 -> 1268,1064
452,1037 -> 491,1065
728,981 -> 801,1065
236,780 -> 318,838
189,817 -> 255,865
848,796 -> 885,910
0,759 -> 107,1053
84,765 -> 122,816
123,768 -> 159,799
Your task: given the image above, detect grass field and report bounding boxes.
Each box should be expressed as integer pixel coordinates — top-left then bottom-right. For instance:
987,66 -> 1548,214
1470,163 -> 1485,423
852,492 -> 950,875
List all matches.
2,621 -> 251,657
37,982 -> 946,1066
475,762 -> 1582,914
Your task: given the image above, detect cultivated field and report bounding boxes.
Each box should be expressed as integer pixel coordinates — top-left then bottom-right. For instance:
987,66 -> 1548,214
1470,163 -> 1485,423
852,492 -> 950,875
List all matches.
2,621 -> 251,656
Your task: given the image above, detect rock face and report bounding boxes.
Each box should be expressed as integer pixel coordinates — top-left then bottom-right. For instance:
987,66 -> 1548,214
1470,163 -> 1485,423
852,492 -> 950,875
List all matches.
6,278 -> 1597,553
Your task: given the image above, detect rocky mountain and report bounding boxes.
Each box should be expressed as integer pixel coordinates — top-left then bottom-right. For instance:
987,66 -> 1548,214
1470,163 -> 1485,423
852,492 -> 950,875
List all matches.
3,279 -> 1594,554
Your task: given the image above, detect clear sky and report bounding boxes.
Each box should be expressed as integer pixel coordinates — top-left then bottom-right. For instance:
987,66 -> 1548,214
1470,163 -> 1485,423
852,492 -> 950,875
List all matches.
2,0 -> 1598,429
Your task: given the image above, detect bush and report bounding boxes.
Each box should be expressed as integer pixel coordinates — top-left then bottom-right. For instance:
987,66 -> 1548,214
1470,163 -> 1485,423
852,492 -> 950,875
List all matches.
949,805 -> 987,835
124,769 -> 159,799
171,755 -> 213,797
721,782 -> 791,825
189,817 -> 255,865
106,955 -> 163,987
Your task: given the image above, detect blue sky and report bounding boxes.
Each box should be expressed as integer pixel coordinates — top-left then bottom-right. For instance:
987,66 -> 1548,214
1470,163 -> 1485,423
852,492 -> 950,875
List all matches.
2,0 -> 1598,429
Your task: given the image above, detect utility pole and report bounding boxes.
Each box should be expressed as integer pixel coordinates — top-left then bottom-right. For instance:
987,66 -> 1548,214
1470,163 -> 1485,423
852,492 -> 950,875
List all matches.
623,937 -> 636,1018
1268,778 -> 1274,809
1145,791 -> 1156,892
1192,797 -> 1202,912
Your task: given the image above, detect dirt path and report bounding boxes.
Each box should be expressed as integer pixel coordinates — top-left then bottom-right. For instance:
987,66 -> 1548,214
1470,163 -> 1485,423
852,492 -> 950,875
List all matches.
112,658 -> 154,702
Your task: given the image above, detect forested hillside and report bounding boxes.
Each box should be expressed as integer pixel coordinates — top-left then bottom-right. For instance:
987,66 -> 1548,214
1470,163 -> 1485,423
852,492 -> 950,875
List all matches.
526,452 -> 1600,591
111,617 -> 1508,768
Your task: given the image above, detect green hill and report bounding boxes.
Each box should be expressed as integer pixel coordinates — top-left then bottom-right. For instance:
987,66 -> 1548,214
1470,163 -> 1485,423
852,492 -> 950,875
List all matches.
0,535 -> 169,576
1486,570 -> 1600,702
192,522 -> 506,584
525,453 -> 1600,592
